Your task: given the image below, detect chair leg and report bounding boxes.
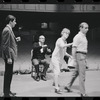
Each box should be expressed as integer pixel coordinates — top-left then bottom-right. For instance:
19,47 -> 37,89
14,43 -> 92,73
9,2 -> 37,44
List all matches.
31,65 -> 33,77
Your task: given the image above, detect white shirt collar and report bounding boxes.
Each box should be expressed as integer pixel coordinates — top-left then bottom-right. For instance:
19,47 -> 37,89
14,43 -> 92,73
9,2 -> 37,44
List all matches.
79,31 -> 86,37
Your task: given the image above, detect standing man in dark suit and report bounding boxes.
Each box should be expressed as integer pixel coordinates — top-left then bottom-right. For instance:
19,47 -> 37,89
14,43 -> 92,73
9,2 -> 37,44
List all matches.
31,35 -> 52,81
1,15 -> 21,97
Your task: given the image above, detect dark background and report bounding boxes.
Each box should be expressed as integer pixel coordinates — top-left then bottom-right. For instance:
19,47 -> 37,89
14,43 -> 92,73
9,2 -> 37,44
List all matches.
0,9 -> 100,98
0,11 -> 100,48
0,11 -> 100,70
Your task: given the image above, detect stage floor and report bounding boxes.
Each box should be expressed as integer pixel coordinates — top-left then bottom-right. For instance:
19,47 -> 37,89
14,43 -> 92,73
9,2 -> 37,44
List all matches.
0,34 -> 100,97
0,70 -> 100,97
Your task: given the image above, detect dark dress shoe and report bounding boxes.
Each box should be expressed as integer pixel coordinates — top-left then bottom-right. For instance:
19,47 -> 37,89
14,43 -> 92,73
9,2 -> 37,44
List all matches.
64,86 -> 72,92
35,76 -> 40,81
3,94 -> 10,97
81,93 -> 88,97
55,89 -> 62,94
4,94 -> 16,97
41,75 -> 47,81
52,82 -> 60,87
9,91 -> 16,96
9,94 -> 16,97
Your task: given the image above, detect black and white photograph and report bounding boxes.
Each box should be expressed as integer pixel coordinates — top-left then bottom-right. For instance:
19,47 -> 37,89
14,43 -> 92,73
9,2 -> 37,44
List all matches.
0,3 -> 100,98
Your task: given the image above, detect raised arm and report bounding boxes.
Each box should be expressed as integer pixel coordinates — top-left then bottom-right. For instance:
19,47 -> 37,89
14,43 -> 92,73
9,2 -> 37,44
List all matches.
32,42 -> 42,50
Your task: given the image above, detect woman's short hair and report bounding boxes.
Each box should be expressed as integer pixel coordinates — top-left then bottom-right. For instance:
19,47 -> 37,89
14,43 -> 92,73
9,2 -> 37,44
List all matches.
61,28 -> 70,36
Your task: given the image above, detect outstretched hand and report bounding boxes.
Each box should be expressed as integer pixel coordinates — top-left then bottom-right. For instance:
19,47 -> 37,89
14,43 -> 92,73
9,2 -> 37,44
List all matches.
67,43 -> 73,47
42,45 -> 47,48
16,37 -> 21,42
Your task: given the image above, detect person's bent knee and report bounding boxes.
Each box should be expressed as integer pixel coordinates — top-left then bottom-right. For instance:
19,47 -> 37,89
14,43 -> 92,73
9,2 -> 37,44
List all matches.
43,61 -> 49,68
45,63 -> 49,68
32,59 -> 39,65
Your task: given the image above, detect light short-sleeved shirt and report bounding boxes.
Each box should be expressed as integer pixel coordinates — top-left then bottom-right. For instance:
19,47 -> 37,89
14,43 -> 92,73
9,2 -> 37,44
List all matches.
51,37 -> 67,64
73,31 -> 88,53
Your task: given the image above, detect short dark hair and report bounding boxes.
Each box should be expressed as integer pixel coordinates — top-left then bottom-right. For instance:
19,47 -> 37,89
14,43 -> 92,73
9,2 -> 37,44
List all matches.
79,22 -> 88,29
5,15 -> 16,24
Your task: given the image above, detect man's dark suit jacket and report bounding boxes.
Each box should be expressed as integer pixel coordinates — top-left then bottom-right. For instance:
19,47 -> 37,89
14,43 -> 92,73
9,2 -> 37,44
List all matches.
1,25 -> 17,60
32,42 -> 51,60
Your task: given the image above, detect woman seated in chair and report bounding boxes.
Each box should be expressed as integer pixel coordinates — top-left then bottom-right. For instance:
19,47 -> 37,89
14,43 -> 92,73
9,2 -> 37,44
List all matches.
31,35 -> 52,81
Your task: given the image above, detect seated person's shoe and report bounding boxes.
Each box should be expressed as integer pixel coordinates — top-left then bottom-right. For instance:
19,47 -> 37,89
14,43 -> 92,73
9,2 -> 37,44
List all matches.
35,76 -> 40,81
64,86 -> 72,92
9,91 -> 16,96
55,89 -> 62,94
41,75 -> 47,81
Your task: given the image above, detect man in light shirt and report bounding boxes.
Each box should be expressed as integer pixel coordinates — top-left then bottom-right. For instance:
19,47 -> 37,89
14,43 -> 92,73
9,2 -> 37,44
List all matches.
64,22 -> 89,97
51,28 -> 73,94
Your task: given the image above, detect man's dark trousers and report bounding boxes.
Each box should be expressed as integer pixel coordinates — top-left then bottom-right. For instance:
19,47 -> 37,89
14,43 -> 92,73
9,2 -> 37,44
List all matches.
3,59 -> 14,96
